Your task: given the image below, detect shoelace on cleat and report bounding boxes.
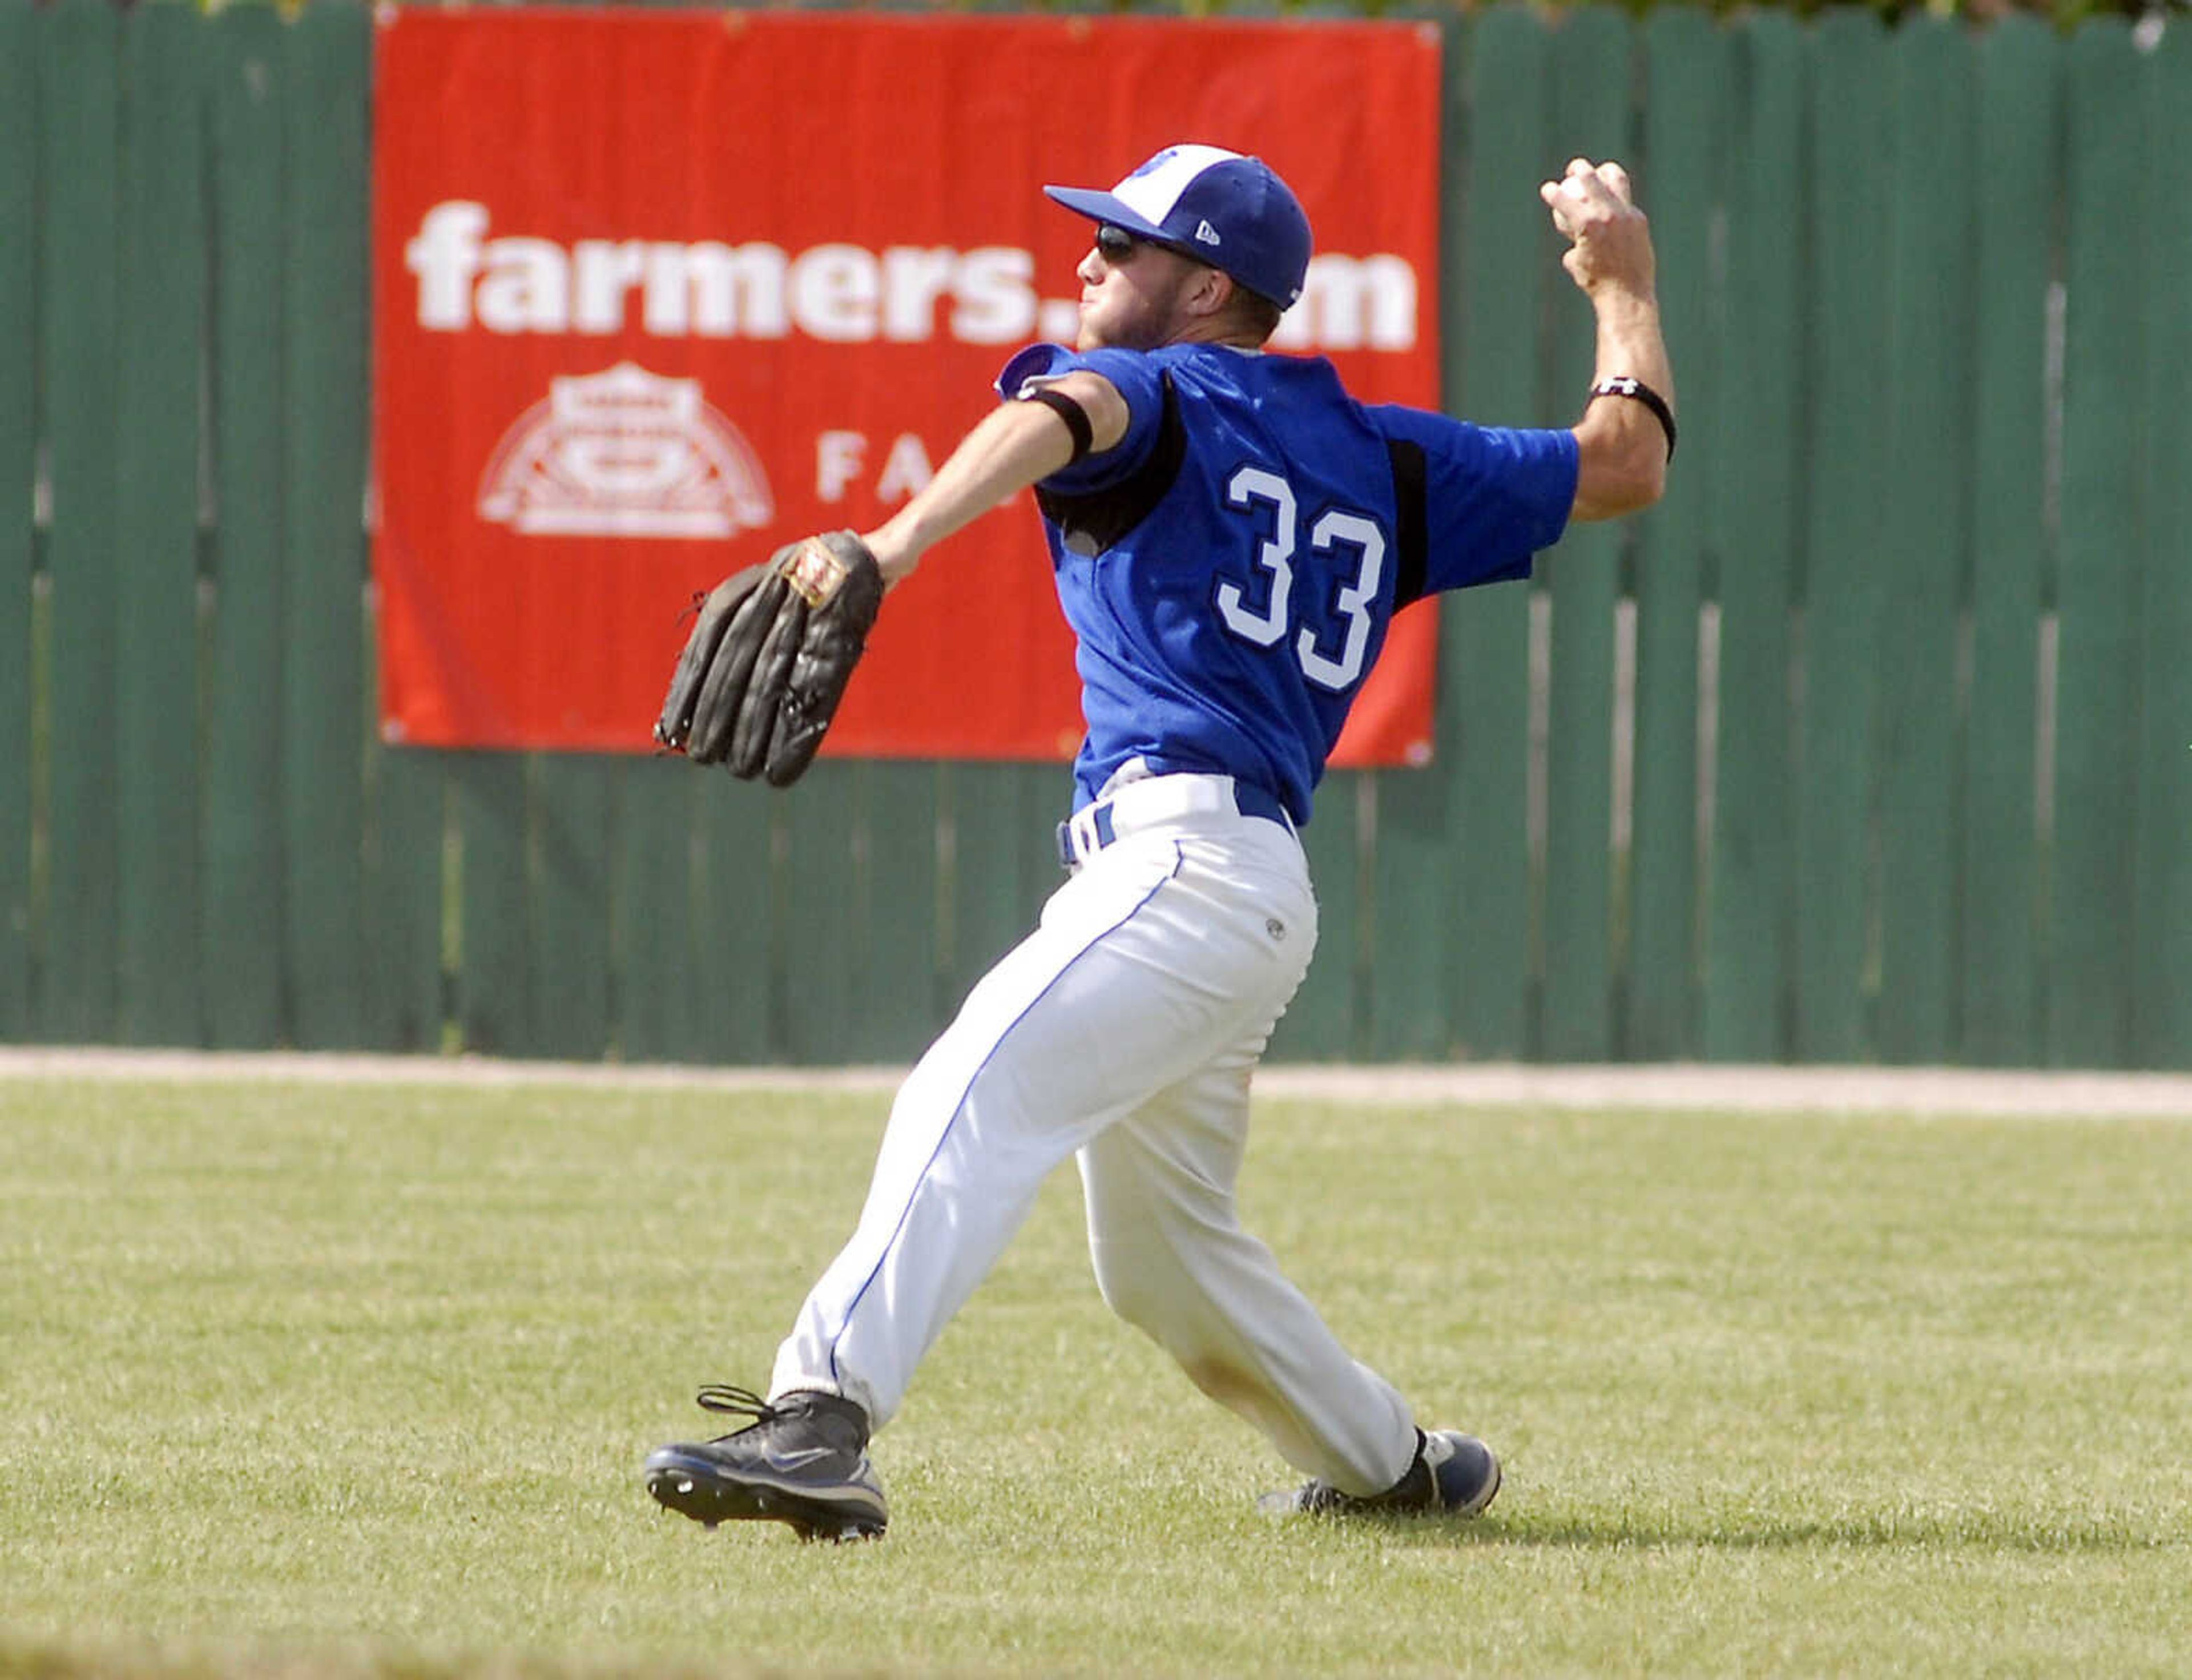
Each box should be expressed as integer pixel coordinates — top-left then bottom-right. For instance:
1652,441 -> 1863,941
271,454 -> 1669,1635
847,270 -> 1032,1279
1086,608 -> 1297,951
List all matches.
693,1383 -> 783,1441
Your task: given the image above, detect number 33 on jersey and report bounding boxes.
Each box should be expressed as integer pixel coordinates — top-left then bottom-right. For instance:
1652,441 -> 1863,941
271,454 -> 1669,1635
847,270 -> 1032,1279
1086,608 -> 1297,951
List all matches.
1218,464 -> 1383,692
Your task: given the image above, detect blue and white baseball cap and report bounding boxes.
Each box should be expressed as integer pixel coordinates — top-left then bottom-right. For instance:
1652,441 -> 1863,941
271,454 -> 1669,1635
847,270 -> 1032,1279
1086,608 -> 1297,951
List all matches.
1045,144 -> 1313,309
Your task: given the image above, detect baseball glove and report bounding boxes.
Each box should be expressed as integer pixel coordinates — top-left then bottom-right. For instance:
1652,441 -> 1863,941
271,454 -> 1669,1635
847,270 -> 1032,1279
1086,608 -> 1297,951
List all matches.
655,530 -> 885,787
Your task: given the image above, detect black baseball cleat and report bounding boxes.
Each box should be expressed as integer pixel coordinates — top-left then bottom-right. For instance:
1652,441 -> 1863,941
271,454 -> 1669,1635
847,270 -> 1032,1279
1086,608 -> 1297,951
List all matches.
644,1384 -> 888,1542
1258,1428 -> 1501,1518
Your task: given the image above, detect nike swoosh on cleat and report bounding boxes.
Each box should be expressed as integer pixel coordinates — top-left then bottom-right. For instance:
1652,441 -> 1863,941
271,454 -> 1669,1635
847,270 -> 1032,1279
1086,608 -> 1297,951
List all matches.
758,1446 -> 840,1474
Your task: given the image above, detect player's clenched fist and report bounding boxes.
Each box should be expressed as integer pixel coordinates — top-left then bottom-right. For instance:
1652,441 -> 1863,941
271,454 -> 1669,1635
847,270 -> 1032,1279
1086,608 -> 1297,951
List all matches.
1540,158 -> 1655,300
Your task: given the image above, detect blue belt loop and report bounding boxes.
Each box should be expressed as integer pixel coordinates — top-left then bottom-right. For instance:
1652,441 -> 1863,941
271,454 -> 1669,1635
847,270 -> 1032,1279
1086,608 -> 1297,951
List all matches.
1094,804 -> 1116,848
1231,781 -> 1291,829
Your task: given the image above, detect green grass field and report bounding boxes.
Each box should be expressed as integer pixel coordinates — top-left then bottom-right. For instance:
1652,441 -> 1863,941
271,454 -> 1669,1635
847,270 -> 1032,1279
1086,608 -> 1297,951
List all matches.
2,1073 -> 2187,1678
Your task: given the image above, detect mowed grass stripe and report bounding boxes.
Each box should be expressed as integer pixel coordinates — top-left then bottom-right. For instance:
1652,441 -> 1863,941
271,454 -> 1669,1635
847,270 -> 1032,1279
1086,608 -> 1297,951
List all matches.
2,1079 -> 2187,1678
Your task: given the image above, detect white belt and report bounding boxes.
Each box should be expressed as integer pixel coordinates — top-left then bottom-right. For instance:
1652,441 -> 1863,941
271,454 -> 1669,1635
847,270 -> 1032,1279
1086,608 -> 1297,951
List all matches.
1057,773 -> 1294,868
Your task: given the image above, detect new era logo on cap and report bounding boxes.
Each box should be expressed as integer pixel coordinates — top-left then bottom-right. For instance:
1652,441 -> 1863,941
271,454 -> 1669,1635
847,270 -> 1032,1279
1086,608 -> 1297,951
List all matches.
1043,143 -> 1313,309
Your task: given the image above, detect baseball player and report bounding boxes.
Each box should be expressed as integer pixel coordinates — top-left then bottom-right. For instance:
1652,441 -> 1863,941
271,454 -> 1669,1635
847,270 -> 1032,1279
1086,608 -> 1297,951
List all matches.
645,145 -> 1671,1540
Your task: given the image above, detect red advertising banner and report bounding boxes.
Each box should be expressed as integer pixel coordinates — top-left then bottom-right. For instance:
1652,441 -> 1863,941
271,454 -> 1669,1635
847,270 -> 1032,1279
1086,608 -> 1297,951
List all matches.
371,10 -> 1444,761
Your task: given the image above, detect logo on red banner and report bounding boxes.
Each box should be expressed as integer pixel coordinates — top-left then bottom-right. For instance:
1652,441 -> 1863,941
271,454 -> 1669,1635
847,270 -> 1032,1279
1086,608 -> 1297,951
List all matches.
476,362 -> 774,541
372,10 -> 1444,759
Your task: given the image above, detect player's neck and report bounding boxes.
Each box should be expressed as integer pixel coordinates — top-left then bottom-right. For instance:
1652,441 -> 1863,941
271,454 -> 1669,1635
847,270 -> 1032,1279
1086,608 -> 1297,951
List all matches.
1164,318 -> 1267,352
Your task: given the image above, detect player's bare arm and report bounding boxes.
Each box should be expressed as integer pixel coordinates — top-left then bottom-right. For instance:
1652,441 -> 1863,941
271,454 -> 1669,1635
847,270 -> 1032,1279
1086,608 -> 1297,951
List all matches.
1542,158 -> 1674,522
860,369 -> 1129,590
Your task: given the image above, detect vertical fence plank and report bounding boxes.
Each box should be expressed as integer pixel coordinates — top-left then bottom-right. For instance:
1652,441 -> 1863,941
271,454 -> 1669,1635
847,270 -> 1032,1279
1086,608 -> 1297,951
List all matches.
1873,15 -> 1975,1065
204,0 -> 289,1048
1794,11 -> 1891,1062
852,760 -> 943,1064
1960,16 -> 2056,1067
691,777 -> 776,1063
38,0 -> 123,1042
614,758 -> 698,1063
2050,20 -> 2146,1068
1539,7 -> 1633,1062
1366,757 -> 1452,1058
1703,13 -> 1804,1063
0,0 -> 35,1034
527,755 -> 615,1059
1449,5 -> 1548,1060
452,754 -> 529,1054
114,0 -> 207,1046
357,15 -> 453,1055
1628,10 -> 1725,1061
363,743 -> 446,1051
779,763 -> 858,1065
2133,26 -> 2192,1070
281,0 -> 370,1046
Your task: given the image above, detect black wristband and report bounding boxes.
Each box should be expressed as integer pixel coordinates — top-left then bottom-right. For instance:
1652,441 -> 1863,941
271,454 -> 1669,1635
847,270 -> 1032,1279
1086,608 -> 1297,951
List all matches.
1589,376 -> 1677,463
1025,386 -> 1095,463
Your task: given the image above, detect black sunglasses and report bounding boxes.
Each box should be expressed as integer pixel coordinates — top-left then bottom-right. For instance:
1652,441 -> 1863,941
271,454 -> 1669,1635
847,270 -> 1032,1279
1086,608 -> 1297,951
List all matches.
1094,224 -> 1144,261
1095,222 -> 1212,271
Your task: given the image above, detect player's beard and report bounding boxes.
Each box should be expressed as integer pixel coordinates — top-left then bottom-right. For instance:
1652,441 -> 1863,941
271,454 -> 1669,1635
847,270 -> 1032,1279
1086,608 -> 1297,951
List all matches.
1077,265 -> 1201,352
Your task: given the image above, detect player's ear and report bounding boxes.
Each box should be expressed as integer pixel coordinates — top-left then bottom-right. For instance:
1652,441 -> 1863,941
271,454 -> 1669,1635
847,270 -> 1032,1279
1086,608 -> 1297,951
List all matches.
1185,265 -> 1234,319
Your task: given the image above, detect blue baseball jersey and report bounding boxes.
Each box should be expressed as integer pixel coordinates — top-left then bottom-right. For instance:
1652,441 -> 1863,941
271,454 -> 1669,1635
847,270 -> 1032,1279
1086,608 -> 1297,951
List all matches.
996,341 -> 1577,828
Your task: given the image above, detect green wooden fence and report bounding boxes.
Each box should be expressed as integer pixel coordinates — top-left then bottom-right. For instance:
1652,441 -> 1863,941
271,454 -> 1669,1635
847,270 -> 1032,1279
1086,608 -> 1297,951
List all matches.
2,0 -> 2187,1069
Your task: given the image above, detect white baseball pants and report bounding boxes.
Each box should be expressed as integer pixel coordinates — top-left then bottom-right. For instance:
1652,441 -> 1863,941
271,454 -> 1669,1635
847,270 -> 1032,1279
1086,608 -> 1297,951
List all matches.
769,776 -> 1420,1496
